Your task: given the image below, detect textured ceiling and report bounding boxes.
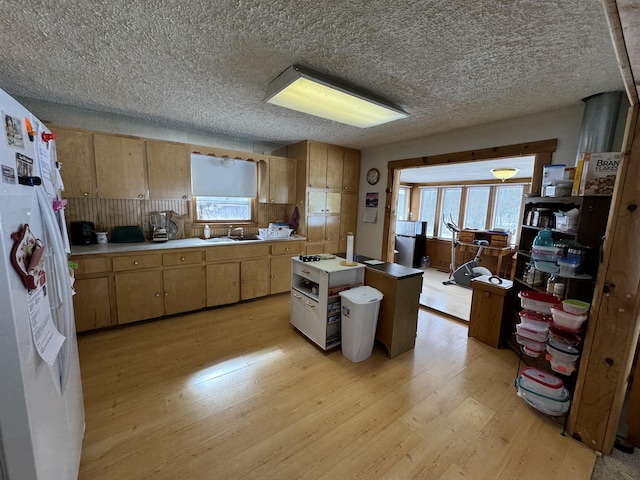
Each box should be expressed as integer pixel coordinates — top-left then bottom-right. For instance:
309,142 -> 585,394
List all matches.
0,0 -> 625,150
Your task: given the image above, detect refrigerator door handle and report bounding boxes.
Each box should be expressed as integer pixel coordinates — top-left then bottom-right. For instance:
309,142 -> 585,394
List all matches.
36,188 -> 74,393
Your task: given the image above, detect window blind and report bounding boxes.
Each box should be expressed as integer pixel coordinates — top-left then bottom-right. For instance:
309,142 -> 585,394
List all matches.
191,154 -> 257,197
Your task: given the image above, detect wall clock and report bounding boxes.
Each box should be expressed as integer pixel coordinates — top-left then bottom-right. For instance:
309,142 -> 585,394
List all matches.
366,168 -> 380,185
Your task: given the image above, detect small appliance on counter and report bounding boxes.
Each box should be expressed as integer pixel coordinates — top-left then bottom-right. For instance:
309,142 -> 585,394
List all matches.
151,212 -> 169,242
111,226 -> 145,243
70,221 -> 96,245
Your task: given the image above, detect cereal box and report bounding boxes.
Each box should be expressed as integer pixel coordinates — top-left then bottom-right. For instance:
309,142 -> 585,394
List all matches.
572,152 -> 621,196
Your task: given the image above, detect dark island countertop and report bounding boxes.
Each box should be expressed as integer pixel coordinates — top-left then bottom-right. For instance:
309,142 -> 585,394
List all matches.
336,253 -> 424,280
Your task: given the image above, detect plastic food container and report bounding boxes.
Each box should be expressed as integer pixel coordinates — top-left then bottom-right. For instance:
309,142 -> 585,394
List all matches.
516,376 -> 570,415
558,257 -> 581,276
562,299 -> 590,315
531,246 -> 563,262
516,335 -> 546,357
520,367 -> 565,399
516,323 -> 548,343
518,290 -> 562,314
547,327 -> 581,347
518,310 -> 550,332
546,344 -> 580,375
534,260 -> 560,274
550,305 -> 588,330
549,319 -> 582,334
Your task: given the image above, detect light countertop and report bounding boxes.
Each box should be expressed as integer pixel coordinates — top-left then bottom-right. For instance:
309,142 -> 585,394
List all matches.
70,234 -> 306,256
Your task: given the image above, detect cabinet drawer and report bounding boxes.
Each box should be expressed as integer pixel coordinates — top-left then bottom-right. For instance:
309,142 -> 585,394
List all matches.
73,256 -> 111,275
112,254 -> 161,272
271,242 -> 304,256
163,250 -> 202,266
292,260 -> 323,284
205,243 -> 270,262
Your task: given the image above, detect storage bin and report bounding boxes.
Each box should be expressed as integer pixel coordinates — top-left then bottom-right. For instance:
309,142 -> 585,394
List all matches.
519,367 -> 565,399
518,290 -> 561,314
562,299 -> 590,315
516,376 -> 570,416
550,305 -> 588,330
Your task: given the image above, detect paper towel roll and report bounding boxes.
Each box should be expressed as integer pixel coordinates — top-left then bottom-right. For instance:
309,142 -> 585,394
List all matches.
346,232 -> 354,264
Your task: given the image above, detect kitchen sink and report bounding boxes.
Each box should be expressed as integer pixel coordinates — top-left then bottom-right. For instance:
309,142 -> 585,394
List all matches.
228,235 -> 262,241
204,237 -> 236,243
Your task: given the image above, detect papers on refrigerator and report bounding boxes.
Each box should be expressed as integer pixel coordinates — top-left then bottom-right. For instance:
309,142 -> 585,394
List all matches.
27,285 -> 65,366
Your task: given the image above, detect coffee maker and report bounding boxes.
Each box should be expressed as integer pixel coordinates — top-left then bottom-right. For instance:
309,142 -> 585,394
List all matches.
150,212 -> 168,242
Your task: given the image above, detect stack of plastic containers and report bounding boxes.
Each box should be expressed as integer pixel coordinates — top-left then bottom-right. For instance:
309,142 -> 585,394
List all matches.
516,291 -> 561,357
516,367 -> 571,415
546,299 -> 590,375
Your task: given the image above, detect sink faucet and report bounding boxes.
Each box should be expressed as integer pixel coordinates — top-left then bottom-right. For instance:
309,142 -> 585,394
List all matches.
227,225 -> 233,237
231,227 -> 244,238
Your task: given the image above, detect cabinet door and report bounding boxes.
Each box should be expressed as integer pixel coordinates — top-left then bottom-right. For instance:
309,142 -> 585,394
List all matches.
163,266 -> 205,315
55,127 -> 97,198
269,156 -> 296,204
326,146 -> 344,190
257,159 -> 269,204
304,297 -> 325,348
325,192 -> 341,214
308,142 -> 328,188
73,277 -> 112,332
290,290 -> 306,331
306,215 -> 325,243
339,193 -> 358,252
115,271 -> 163,324
324,215 -> 341,254
271,255 -> 293,294
94,134 -> 146,199
342,148 -> 360,192
146,140 -> 190,200
241,258 -> 270,300
206,262 -> 240,307
308,191 -> 327,214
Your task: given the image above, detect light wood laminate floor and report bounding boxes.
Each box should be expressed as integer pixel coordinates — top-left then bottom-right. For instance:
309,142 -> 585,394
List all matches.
420,268 -> 472,321
77,294 -> 595,480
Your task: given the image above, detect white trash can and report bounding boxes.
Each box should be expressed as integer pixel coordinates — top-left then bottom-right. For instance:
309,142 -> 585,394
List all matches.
339,286 -> 384,362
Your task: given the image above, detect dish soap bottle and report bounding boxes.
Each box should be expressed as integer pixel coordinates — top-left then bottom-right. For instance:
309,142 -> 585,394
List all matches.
203,224 -> 210,239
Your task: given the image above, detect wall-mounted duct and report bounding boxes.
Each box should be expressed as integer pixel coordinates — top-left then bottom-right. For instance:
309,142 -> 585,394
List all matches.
575,91 -> 624,164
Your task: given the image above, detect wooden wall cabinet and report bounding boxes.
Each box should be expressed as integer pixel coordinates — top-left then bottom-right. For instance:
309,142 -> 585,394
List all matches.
54,126 -> 97,198
94,133 -> 146,199
258,156 -> 297,204
287,140 -> 360,255
146,140 -> 191,200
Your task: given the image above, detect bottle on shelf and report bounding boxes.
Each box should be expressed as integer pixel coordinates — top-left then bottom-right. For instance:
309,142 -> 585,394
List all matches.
203,224 -> 211,239
533,228 -> 554,247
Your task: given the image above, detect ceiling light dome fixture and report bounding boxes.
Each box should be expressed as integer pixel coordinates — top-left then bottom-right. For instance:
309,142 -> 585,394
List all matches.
222,157 -> 235,168
491,168 -> 519,182
264,64 -> 409,128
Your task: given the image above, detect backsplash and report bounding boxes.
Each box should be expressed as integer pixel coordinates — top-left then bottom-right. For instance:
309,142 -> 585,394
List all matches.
64,198 -> 294,240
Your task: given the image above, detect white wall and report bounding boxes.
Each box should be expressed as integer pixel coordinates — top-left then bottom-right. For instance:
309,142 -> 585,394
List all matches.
17,97 -> 285,155
355,104 -> 611,259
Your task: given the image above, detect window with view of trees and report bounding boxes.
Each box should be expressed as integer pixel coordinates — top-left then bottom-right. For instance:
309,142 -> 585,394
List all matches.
416,183 -> 526,243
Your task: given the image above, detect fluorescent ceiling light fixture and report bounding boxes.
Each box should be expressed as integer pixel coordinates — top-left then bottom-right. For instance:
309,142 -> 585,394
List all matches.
491,168 -> 519,182
264,65 -> 409,128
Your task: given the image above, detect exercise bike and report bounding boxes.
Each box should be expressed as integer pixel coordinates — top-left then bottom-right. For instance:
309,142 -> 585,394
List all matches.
442,215 -> 492,288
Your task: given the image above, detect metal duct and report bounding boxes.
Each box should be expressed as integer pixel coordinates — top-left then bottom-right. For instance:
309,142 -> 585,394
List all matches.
575,91 -> 624,164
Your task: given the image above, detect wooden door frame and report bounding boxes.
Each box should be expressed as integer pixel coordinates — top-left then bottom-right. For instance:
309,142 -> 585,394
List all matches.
381,139 -> 557,262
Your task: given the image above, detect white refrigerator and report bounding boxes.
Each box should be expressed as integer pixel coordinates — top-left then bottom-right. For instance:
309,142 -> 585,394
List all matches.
0,88 -> 84,479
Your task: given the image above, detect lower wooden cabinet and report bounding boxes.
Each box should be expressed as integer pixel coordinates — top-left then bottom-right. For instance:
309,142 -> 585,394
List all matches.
72,240 -> 305,331
163,266 -> 205,315
73,277 -> 112,332
206,262 -> 240,307
115,271 -> 164,324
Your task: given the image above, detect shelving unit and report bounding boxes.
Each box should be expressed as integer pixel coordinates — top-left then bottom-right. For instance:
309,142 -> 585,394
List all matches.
508,195 -> 611,418
290,257 -> 364,350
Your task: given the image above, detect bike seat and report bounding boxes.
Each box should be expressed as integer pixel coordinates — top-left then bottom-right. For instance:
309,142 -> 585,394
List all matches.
473,240 -> 490,246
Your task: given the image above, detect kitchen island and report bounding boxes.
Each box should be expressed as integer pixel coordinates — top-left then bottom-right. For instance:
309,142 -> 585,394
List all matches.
338,254 -> 424,358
